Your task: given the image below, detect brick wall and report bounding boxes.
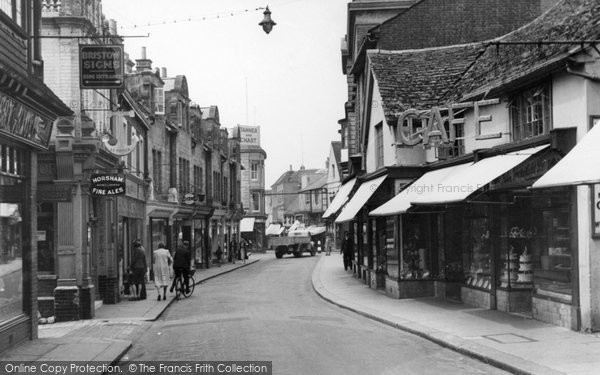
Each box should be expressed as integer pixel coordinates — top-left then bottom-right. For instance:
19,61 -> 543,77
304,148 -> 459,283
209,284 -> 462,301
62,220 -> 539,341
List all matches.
378,0 -> 557,51
497,289 -> 532,313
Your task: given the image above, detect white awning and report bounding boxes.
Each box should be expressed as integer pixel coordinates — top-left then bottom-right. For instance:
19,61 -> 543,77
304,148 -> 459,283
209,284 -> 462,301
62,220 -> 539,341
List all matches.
533,125 -> 600,188
369,163 -> 472,216
240,217 -> 255,232
335,175 -> 387,223
306,225 -> 326,235
412,145 -> 549,205
322,178 -> 357,219
266,224 -> 284,236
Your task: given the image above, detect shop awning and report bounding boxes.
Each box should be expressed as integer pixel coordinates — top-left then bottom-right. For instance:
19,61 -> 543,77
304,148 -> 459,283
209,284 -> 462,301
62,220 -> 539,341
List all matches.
306,225 -> 326,235
240,217 -> 255,232
322,178 -> 357,219
369,163 -> 472,216
335,175 -> 387,223
411,145 -> 549,205
532,126 -> 600,188
266,224 -> 284,236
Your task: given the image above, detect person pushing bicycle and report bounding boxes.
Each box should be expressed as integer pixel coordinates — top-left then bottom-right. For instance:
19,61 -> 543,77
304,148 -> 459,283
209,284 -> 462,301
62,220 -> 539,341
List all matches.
170,240 -> 191,294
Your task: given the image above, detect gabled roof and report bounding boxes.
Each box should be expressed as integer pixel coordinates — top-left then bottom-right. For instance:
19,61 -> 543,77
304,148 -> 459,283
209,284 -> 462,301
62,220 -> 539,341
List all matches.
368,44 -> 484,124
448,0 -> 600,101
331,141 -> 342,165
299,173 -> 328,192
200,106 -> 219,122
162,75 -> 189,98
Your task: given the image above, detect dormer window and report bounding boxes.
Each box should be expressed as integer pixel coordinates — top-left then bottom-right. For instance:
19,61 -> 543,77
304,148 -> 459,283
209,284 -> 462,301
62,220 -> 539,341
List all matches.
153,87 -> 164,115
510,83 -> 552,141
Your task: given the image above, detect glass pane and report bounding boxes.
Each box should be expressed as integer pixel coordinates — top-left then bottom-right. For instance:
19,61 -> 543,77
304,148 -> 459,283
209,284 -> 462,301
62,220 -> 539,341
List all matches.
0,202 -> 23,321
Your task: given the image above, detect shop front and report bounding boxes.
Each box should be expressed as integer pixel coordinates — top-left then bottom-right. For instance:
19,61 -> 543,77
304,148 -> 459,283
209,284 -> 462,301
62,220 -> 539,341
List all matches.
0,75 -> 71,350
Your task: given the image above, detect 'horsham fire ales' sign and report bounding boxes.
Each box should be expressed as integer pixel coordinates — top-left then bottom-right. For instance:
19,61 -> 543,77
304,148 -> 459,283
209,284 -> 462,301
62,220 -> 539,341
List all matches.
90,174 -> 125,196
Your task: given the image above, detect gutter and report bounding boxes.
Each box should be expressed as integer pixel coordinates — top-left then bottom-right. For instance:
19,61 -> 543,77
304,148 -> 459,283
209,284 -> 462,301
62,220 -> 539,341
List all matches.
565,63 -> 600,82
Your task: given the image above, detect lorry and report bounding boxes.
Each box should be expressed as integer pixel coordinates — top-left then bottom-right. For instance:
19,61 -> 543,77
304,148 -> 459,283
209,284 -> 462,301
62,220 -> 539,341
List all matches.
268,226 -> 326,258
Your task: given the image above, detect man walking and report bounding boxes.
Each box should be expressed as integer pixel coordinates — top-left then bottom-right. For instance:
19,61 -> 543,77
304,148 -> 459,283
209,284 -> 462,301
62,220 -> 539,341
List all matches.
341,232 -> 354,271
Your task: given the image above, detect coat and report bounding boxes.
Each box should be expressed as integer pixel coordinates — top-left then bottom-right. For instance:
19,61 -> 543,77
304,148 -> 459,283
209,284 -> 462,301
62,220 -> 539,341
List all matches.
153,248 -> 172,287
173,246 -> 191,270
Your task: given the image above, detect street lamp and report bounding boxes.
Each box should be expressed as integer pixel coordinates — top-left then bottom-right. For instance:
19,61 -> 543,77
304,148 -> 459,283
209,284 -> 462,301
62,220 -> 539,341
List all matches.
259,6 -> 276,34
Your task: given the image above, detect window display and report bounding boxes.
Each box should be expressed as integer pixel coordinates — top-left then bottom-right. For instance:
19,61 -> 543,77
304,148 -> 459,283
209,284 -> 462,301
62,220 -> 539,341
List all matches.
385,217 -> 398,279
464,210 -> 492,290
400,215 -> 434,280
0,202 -> 23,321
535,205 -> 572,302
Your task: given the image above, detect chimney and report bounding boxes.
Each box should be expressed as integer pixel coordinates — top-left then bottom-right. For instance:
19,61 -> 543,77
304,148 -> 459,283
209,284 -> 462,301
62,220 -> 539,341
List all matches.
108,19 -> 117,35
136,46 -> 153,72
161,67 -> 167,78
290,165 -> 292,171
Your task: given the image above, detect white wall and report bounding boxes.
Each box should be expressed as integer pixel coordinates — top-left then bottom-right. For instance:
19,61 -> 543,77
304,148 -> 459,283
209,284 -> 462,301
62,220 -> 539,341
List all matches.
462,101 -> 511,154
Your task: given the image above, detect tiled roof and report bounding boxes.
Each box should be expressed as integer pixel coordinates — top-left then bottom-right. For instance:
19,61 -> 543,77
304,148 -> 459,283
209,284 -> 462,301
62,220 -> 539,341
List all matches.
368,44 -> 484,124
299,173 -> 328,192
448,0 -> 600,101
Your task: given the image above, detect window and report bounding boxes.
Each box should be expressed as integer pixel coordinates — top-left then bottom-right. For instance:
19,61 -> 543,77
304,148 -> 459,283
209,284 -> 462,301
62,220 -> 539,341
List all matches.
314,190 -> 320,206
437,122 -> 465,160
152,149 -> 162,193
223,177 -> 228,204
177,102 -> 183,128
251,162 -> 258,180
375,123 -> 384,168
178,158 -> 190,193
252,192 -> 260,212
153,87 -> 165,114
194,165 -> 202,193
511,83 -> 552,142
1,0 -> 23,27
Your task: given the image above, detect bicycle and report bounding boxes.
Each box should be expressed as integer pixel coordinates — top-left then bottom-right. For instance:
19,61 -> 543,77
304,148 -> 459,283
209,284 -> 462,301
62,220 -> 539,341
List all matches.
174,269 -> 195,300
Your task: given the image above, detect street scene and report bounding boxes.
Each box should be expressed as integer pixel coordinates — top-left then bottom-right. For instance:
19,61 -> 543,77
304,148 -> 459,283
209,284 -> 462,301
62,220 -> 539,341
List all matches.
3,0 -> 600,374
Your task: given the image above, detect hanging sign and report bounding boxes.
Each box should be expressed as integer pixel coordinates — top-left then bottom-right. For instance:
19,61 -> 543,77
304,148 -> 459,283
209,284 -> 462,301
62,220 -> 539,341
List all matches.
79,44 -> 124,89
101,111 -> 143,156
183,193 -> 196,205
90,174 -> 126,196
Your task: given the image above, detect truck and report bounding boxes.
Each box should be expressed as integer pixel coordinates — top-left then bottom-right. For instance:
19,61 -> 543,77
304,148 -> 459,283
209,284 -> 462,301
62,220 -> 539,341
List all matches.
268,226 -> 326,258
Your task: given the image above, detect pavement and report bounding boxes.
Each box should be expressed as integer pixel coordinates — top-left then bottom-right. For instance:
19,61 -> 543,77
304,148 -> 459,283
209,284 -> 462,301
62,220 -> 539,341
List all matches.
0,256 -> 262,363
312,253 -> 600,375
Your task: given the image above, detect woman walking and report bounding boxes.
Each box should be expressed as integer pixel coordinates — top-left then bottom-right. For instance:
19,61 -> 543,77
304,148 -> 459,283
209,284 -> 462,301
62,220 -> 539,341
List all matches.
130,239 -> 147,300
153,242 -> 172,301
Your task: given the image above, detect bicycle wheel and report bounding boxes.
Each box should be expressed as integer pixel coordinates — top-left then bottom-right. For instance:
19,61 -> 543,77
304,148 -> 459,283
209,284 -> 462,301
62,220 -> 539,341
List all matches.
175,276 -> 185,300
182,276 -> 195,298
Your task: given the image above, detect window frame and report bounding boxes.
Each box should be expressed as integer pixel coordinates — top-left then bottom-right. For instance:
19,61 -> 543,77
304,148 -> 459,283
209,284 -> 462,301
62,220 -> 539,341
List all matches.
510,83 -> 552,142
375,122 -> 384,168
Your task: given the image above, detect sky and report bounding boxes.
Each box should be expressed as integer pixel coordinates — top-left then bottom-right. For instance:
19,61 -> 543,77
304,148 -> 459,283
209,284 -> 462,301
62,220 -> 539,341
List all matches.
101,0 -> 349,187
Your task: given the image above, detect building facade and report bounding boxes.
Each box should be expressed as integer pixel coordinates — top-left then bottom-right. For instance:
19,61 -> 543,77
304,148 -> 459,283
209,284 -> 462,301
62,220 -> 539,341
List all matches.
235,125 -> 267,250
0,0 -> 72,351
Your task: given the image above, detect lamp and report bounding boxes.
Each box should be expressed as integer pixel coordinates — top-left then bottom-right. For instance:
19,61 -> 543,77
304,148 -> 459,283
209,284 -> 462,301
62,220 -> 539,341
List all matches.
259,6 -> 276,34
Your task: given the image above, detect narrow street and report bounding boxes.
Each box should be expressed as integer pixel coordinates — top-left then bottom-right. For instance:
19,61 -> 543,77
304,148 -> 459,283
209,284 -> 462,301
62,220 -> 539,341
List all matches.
120,255 -> 507,375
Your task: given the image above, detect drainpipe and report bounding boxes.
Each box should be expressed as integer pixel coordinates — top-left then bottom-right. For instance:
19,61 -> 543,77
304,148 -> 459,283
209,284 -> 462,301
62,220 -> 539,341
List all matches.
565,63 -> 600,82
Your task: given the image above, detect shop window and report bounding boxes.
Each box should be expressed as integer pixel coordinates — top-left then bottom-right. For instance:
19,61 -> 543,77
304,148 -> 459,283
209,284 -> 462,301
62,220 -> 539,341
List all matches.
400,214 -> 435,280
252,192 -> 260,212
534,194 -> 572,302
510,83 -> 552,142
385,217 -> 397,278
464,207 -> 492,290
0,202 -> 23,320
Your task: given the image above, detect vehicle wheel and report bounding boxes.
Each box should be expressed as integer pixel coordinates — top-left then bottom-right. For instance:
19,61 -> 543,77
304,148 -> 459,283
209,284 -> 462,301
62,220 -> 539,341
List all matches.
293,251 -> 301,258
275,252 -> 283,258
175,277 -> 184,300
310,251 -> 316,256
276,246 -> 286,258
183,277 -> 195,298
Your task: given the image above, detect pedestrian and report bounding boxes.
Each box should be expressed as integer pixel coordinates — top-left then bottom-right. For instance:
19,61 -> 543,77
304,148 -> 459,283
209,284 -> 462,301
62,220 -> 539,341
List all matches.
153,242 -> 172,301
170,240 -> 191,294
130,239 -> 147,300
215,246 -> 223,267
325,234 -> 332,256
341,232 -> 354,271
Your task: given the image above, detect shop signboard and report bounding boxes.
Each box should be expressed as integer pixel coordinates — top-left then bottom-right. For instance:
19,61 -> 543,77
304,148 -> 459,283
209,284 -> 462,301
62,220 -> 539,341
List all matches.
183,193 -> 196,205
90,174 -> 125,196
593,184 -> 600,238
0,91 -> 53,149
238,125 -> 261,146
79,44 -> 124,89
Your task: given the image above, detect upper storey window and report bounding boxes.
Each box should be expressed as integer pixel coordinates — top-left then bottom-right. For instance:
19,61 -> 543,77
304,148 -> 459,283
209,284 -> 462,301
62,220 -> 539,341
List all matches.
153,87 -> 165,115
510,83 -> 552,142
1,0 -> 23,27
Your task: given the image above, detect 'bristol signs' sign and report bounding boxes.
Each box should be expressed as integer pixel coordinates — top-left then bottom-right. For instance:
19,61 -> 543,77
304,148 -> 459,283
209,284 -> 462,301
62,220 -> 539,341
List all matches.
90,174 -> 126,196
79,45 -> 124,89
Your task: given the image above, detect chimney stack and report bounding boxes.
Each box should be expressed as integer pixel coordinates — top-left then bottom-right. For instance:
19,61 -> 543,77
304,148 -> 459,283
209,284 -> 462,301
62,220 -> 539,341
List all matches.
136,46 -> 153,72
161,67 -> 167,78
141,46 -> 147,59
108,19 -> 117,35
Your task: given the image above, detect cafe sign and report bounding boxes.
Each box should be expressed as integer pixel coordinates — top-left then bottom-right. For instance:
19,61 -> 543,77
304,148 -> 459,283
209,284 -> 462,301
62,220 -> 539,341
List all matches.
90,174 -> 125,196
0,91 -> 53,148
394,98 -> 500,147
